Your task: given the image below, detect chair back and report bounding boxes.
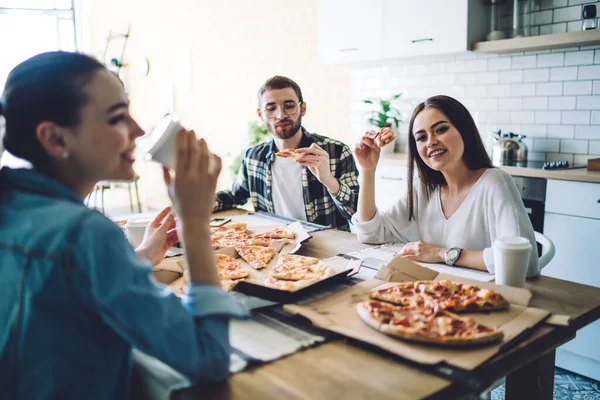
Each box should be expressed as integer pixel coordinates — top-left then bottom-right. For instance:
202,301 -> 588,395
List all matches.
534,231 -> 555,270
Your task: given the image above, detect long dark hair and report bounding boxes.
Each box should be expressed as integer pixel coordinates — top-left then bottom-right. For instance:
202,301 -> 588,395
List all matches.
0,51 -> 105,171
407,95 -> 493,220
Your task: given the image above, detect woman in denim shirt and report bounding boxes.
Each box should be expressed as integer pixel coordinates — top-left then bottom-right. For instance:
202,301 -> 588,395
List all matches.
0,51 -> 248,399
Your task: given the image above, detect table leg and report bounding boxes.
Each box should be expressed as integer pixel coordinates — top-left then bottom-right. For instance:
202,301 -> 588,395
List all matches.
505,350 -> 555,400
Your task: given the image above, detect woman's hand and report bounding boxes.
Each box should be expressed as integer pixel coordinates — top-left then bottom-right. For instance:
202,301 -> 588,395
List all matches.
354,131 -> 381,172
162,129 -> 222,226
396,241 -> 445,263
136,206 -> 178,266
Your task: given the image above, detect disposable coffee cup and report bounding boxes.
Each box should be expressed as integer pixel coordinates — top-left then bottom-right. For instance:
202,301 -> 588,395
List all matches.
125,216 -> 152,248
493,236 -> 532,288
140,114 -> 182,170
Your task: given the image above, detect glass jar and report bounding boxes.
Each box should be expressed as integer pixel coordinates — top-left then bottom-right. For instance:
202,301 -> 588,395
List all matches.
512,0 -> 533,37
487,0 -> 507,41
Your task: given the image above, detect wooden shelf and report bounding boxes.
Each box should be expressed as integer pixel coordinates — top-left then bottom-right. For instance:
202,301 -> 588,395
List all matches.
472,30 -> 600,53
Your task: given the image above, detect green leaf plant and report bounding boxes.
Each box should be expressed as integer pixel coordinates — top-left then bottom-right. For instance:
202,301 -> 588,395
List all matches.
363,93 -> 403,129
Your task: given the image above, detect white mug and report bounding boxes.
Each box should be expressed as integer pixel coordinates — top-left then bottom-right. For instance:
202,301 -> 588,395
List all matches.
125,216 -> 153,248
493,236 -> 532,288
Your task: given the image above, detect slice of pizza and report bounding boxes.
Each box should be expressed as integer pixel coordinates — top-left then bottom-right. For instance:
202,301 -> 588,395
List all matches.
263,276 -> 318,292
215,254 -> 249,280
254,226 -> 296,240
375,127 -> 397,148
356,301 -> 504,346
270,254 -> 330,281
221,278 -> 244,292
235,245 -> 277,270
275,148 -> 301,159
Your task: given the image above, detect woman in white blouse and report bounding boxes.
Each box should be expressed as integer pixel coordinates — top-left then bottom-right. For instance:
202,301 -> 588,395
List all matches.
352,95 -> 539,278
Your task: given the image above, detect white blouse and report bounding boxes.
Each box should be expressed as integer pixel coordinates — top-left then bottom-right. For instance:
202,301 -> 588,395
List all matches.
351,168 -> 539,278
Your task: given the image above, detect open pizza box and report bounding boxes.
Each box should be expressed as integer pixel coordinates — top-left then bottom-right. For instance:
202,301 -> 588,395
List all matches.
283,256 -> 550,371
153,221 -> 361,302
164,254 -> 362,303
151,220 -> 310,286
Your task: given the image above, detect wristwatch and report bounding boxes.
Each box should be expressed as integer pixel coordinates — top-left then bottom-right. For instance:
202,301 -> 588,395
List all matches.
444,247 -> 462,266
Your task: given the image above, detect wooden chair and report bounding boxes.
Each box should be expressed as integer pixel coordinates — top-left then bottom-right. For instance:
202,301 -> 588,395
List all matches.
85,175 -> 142,214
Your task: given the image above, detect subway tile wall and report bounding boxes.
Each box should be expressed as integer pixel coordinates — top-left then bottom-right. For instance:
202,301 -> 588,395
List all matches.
349,0 -> 600,164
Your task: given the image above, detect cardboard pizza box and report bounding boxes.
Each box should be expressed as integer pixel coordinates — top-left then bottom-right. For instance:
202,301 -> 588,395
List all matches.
152,257 -> 185,285
213,220 -> 311,256
232,256 -> 362,303
284,256 -> 550,371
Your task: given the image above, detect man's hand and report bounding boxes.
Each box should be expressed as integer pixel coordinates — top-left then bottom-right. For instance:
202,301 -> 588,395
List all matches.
136,206 -> 179,266
396,241 -> 445,264
295,143 -> 340,194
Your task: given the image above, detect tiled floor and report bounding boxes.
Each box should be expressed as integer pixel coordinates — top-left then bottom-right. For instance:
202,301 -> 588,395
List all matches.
491,368 -> 600,399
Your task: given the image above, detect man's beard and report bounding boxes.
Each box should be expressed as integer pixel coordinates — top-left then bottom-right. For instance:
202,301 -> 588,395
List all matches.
270,115 -> 302,140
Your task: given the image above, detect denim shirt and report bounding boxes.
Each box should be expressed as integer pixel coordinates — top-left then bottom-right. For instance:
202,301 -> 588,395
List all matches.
0,167 -> 248,400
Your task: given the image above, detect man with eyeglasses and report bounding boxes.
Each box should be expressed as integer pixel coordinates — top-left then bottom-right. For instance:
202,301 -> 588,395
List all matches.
214,76 -> 359,230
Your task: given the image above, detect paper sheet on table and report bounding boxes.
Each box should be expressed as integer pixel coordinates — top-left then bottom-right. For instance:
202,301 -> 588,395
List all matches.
229,312 -> 326,372
345,244 -> 494,282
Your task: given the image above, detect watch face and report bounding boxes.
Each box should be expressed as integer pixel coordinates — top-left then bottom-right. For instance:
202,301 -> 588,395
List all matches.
447,249 -> 459,259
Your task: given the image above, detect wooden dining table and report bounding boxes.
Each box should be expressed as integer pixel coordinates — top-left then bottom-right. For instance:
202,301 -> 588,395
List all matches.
134,210 -> 600,400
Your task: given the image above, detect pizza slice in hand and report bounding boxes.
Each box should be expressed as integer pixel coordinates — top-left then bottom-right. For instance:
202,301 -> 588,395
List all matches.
235,245 -> 277,270
275,148 -> 301,159
375,127 -> 397,148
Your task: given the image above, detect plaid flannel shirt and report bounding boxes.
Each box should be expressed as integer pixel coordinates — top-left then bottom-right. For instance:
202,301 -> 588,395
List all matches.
214,128 -> 359,230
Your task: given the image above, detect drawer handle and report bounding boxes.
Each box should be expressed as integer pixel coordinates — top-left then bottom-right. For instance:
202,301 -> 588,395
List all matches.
339,48 -> 358,52
411,38 -> 434,43
381,176 -> 403,180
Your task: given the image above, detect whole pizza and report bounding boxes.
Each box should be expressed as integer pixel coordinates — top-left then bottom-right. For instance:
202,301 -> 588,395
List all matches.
357,280 -> 509,346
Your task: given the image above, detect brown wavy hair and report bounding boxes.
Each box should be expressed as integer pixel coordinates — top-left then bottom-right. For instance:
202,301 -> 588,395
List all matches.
407,95 -> 493,221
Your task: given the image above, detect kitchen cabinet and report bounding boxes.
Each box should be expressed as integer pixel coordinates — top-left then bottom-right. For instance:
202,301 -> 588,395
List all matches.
374,161 -> 407,212
543,179 -> 600,381
317,0 -> 487,64
317,0 -> 383,64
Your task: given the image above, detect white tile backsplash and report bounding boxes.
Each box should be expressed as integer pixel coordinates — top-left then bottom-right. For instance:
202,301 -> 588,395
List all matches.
553,5 -> 583,22
549,96 -> 577,109
512,55 -> 538,69
560,139 -> 589,153
580,65 -> 600,80
499,70 -> 524,83
348,5 -> 600,161
563,110 -> 591,124
563,80 -> 593,95
511,83 -> 536,96
537,53 -> 565,67
550,66 -> 579,81
565,50 -> 595,66
524,68 -> 550,82
536,82 -> 563,95
575,125 -> 599,139
577,95 -> 600,109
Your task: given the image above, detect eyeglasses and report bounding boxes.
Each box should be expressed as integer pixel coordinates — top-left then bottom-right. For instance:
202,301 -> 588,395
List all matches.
262,101 -> 303,119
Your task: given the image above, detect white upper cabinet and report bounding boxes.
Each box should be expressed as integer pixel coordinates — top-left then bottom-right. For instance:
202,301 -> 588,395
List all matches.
318,0 -> 488,64
317,0 -> 383,64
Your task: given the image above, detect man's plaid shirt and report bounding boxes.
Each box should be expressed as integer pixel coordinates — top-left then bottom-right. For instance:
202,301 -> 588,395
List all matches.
214,128 -> 359,230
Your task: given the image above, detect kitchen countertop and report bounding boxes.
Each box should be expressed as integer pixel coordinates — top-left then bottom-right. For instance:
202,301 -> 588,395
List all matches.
379,153 -> 600,184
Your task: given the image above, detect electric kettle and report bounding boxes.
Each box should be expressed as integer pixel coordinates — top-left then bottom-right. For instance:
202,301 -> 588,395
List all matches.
492,130 -> 528,166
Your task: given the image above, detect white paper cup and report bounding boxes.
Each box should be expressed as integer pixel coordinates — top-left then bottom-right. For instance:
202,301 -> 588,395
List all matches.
140,114 -> 182,170
493,236 -> 532,288
125,216 -> 152,248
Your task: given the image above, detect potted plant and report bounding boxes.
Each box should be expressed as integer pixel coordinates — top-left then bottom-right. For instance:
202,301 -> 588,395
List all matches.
363,93 -> 403,153
230,121 -> 270,176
